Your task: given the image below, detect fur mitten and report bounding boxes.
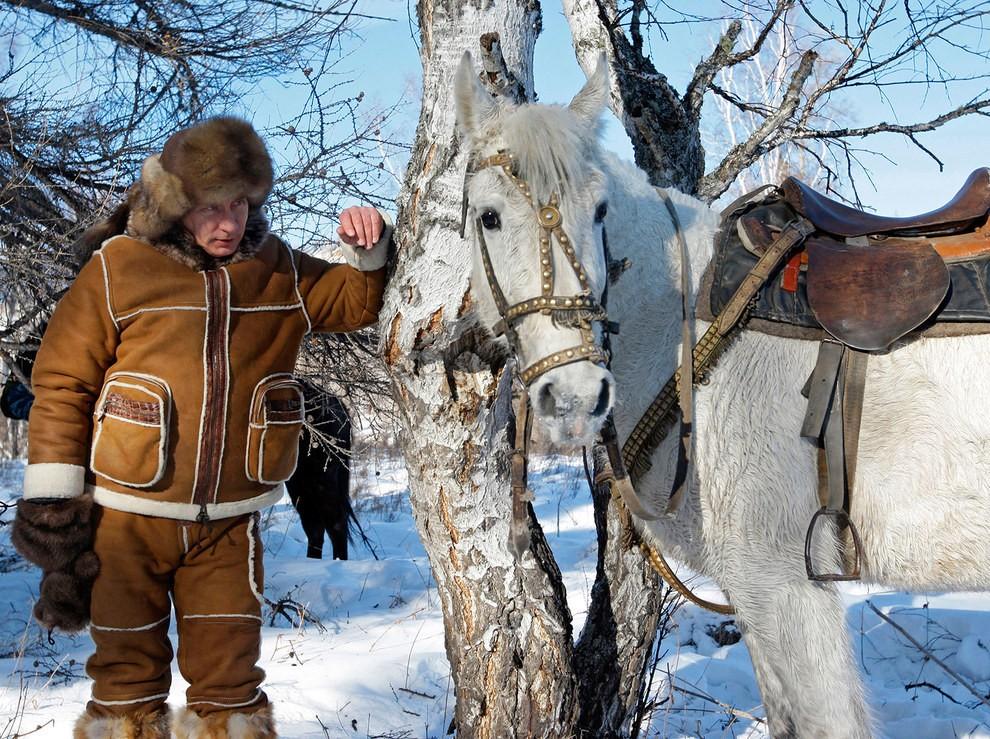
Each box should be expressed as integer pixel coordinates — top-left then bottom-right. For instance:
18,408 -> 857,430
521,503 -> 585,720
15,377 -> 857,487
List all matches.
12,494 -> 100,632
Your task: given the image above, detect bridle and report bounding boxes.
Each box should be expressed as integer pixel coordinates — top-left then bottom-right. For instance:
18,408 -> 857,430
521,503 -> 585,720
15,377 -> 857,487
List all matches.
460,150 -> 614,386
459,146 -> 736,614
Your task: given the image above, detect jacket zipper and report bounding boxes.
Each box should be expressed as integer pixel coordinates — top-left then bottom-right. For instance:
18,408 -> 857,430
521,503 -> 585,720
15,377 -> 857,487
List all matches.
193,270 -> 229,522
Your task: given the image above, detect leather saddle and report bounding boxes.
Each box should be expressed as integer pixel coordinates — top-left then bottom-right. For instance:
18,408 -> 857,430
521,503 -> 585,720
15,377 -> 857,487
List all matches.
736,168 -> 990,351
714,169 -> 990,580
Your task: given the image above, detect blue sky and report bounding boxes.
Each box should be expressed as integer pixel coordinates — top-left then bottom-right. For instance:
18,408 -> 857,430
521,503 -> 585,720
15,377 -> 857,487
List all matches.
335,0 -> 988,215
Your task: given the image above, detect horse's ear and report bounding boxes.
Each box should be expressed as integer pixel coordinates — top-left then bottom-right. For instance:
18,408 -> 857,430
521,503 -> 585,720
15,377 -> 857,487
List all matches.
568,54 -> 609,126
455,52 -> 498,143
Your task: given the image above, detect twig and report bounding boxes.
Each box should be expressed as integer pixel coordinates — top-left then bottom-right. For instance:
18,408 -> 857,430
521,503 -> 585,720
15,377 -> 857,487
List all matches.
265,593 -> 327,633
905,681 -> 962,705
866,601 -> 990,712
397,686 -> 436,700
670,680 -> 766,724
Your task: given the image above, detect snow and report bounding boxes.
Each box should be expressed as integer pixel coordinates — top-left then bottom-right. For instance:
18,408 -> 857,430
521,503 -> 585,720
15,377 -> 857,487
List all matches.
2,456 -> 989,738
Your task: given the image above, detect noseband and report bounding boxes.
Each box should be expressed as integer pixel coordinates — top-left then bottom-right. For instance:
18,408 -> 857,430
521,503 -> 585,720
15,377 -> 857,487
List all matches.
461,151 -> 614,386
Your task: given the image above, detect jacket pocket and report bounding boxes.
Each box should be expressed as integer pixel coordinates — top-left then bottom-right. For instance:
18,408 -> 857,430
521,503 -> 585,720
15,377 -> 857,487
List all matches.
246,374 -> 304,484
91,373 -> 172,488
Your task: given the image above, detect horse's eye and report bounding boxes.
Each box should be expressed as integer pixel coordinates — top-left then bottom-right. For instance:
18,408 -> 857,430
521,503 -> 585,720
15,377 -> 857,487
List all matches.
480,209 -> 501,230
594,202 -> 608,224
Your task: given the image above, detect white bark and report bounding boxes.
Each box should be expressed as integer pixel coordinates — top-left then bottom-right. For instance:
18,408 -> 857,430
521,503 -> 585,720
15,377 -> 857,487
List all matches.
384,4 -> 674,734
382,2 -> 583,735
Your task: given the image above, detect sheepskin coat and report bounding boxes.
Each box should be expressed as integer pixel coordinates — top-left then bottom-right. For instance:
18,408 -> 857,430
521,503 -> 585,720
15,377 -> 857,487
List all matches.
24,213 -> 389,521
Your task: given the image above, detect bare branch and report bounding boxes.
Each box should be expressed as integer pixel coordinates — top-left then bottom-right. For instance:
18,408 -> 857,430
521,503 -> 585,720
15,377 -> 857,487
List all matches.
684,19 -> 743,116
723,0 -> 796,66
790,97 -> 990,164
479,32 -> 528,104
699,48 -> 818,201
685,0 -> 797,118
867,601 -> 990,714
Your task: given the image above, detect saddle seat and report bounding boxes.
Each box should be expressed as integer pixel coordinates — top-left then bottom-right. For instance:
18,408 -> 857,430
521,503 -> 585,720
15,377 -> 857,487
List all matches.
782,167 -> 990,238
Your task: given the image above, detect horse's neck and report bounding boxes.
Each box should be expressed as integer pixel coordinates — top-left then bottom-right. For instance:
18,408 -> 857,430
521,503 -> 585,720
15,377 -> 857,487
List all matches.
600,154 -> 718,440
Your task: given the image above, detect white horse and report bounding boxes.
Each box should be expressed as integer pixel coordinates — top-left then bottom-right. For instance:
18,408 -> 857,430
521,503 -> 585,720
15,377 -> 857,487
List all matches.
454,53 -> 990,738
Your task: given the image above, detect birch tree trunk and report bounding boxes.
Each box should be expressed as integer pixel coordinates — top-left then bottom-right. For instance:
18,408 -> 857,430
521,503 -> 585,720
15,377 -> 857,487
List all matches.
383,3 -> 675,735
381,2 -> 583,735
572,449 -> 666,737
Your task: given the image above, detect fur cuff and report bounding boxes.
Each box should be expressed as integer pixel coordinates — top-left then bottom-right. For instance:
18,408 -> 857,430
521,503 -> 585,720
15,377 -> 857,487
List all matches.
339,210 -> 392,271
172,705 -> 276,739
23,463 -> 86,499
74,708 -> 170,739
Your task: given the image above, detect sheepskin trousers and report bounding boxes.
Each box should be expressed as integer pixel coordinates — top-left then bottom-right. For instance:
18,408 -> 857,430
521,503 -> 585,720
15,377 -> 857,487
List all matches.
83,507 -> 269,722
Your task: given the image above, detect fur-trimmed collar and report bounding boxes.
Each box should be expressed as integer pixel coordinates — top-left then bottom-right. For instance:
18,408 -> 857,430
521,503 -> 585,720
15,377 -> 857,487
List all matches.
127,207 -> 270,271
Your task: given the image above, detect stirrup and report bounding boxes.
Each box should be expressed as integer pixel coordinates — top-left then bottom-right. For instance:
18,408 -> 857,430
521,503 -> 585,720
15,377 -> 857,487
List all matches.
804,507 -> 863,582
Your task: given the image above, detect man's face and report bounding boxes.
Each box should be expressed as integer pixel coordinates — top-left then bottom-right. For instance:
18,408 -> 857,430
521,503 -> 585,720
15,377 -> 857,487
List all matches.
181,197 -> 250,257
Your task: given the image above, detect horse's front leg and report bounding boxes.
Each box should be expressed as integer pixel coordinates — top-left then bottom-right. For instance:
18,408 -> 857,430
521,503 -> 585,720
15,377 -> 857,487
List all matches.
722,540 -> 874,738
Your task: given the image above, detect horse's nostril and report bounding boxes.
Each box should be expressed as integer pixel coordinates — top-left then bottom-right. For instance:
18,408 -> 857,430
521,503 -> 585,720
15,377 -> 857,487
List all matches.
538,383 -> 557,417
591,378 -> 611,417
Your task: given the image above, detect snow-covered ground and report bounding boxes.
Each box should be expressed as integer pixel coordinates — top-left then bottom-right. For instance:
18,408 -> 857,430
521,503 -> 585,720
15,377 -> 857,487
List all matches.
2,455 -> 989,738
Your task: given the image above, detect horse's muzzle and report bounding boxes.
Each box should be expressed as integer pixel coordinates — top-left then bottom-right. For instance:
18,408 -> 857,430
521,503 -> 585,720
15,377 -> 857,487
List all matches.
529,363 -> 614,445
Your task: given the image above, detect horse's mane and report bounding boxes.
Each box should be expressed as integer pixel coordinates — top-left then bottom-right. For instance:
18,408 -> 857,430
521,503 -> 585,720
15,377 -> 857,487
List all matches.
497,103 -> 600,204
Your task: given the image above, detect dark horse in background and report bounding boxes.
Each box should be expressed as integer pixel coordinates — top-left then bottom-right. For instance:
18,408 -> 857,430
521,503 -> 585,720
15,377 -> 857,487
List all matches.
289,379 -> 361,560
2,363 -> 359,560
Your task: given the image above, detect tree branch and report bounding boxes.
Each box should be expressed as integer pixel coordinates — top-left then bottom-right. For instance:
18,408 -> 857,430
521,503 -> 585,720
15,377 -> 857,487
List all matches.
684,0 -> 796,118
479,32 -> 529,104
867,601 -> 990,714
683,19 -> 742,117
699,48 -> 818,201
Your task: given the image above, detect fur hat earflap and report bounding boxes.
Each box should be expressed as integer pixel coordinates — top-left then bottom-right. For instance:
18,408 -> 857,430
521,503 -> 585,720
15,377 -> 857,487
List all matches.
128,117 -> 274,242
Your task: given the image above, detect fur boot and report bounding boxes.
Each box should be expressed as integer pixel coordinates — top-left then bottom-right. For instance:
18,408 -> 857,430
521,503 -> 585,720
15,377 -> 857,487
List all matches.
73,708 -> 170,739
172,705 -> 276,739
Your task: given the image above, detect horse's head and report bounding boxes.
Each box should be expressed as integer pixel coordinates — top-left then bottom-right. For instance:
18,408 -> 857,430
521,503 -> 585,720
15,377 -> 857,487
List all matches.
455,52 -> 614,446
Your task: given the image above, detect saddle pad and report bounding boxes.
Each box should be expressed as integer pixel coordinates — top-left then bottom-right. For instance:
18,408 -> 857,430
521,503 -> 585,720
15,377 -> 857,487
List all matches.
703,197 -> 990,337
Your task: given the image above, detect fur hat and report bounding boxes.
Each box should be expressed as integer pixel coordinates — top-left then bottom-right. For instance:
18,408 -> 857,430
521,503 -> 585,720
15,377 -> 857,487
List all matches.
128,117 -> 274,241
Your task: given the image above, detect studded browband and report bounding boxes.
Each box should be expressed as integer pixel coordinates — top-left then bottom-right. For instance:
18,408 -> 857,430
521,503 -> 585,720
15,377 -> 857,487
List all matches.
466,151 -> 612,386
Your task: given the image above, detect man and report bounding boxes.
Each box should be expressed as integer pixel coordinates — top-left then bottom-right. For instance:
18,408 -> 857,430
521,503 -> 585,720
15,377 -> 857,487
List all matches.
11,117 -> 390,739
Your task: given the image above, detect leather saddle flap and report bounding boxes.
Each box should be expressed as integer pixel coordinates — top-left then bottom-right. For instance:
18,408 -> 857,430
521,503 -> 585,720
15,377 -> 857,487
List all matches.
806,236 -> 951,351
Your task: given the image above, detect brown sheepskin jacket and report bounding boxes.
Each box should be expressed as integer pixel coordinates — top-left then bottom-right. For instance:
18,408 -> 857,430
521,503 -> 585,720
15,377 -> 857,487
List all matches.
23,211 -> 390,521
